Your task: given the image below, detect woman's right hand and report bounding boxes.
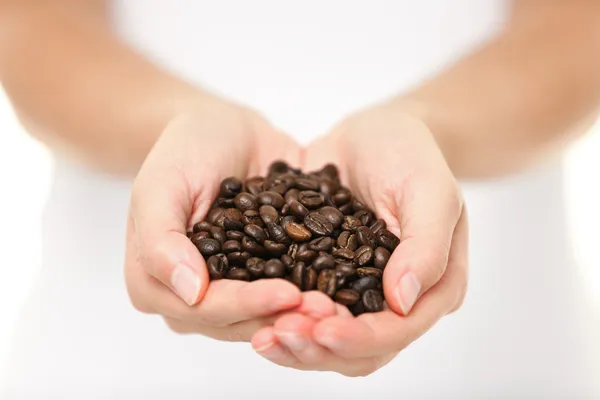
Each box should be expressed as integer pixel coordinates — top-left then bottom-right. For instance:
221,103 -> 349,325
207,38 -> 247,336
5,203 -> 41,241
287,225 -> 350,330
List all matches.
124,100 -> 338,342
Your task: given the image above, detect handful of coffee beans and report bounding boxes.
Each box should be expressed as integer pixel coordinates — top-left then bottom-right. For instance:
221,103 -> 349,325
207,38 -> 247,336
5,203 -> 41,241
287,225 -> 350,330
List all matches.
187,161 -> 400,315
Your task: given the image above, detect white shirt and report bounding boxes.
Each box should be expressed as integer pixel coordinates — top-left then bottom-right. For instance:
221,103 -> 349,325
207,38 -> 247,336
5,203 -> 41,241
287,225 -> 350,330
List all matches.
3,1 -> 599,398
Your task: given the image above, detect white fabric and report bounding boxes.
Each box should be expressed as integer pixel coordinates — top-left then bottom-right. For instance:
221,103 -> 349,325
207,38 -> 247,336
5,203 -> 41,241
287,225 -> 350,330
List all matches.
3,1 -> 599,398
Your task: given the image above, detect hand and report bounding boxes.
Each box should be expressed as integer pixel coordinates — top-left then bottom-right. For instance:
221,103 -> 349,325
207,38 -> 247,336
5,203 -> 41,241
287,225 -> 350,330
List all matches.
251,103 -> 469,376
124,99 -> 323,342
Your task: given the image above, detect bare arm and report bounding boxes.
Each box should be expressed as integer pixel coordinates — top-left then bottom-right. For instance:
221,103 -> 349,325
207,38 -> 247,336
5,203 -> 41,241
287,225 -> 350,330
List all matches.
395,0 -> 600,179
0,1 -> 223,175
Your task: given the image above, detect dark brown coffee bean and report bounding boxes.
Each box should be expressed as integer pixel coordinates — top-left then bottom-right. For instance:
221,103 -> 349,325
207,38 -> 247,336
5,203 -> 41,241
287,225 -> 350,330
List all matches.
296,249 -> 317,263
245,177 -> 265,196
281,254 -> 294,269
280,216 -> 296,230
369,219 -> 387,234
304,212 -> 334,236
222,240 -> 242,254
356,226 -> 376,248
374,247 -> 391,270
209,226 -> 227,245
281,203 -> 290,216
226,230 -> 245,241
335,262 -> 357,278
214,197 -> 235,208
266,222 -> 290,244
304,267 -> 318,290
242,236 -> 267,256
312,254 -> 336,271
341,215 -> 362,232
295,177 -> 320,191
354,210 -> 375,226
291,263 -> 305,289
284,188 -> 300,205
319,179 -> 340,197
317,164 -> 340,181
298,191 -> 325,209
317,269 -> 337,297
244,224 -> 267,243
335,289 -> 361,306
190,232 -> 211,247
259,205 -> 279,225
267,183 -> 289,195
207,207 -> 226,226
221,208 -> 244,231
377,229 -> 400,252
333,247 -> 355,261
350,276 -> 379,293
268,160 -> 290,176
207,254 -> 229,280
332,188 -> 351,206
264,240 -> 287,256
317,206 -> 344,229
285,222 -> 312,242
356,267 -> 383,278
242,210 -> 263,227
289,200 -> 309,219
337,231 -> 358,251
220,177 -> 243,198
336,274 -> 347,289
308,237 -> 334,252
187,231 -> 195,239
287,243 -> 298,259
227,251 -> 251,266
257,191 -> 285,209
246,257 -> 266,278
227,268 -> 250,281
233,193 -> 258,212
355,245 -> 374,266
339,203 -> 354,215
196,238 -> 221,257
352,199 -> 368,213
193,221 -> 213,233
264,259 -> 286,278
362,289 -> 384,312
323,195 -> 336,208
350,301 -> 365,316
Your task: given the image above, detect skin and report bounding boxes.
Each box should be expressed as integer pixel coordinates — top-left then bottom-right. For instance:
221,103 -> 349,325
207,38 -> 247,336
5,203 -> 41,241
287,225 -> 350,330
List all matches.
2,0 -> 600,377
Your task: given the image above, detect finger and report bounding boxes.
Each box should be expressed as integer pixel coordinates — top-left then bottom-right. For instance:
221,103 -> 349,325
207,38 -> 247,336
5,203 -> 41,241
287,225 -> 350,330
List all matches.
295,291 -> 339,319
163,315 -> 277,342
274,313 -> 330,365
383,179 -> 463,316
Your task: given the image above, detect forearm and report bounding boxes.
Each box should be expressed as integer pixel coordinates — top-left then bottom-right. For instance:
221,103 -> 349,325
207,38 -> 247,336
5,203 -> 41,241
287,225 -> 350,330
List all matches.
0,3 -> 220,176
395,2 -> 600,179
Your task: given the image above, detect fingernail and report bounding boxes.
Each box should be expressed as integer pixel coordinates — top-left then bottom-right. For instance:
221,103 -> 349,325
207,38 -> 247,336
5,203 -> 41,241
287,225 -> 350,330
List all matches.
395,271 -> 421,315
256,342 -> 286,361
254,340 -> 277,353
171,263 -> 200,306
275,331 -> 309,351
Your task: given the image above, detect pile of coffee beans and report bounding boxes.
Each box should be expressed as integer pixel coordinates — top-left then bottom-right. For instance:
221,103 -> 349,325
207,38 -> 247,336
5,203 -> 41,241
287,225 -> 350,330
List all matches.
186,161 -> 400,315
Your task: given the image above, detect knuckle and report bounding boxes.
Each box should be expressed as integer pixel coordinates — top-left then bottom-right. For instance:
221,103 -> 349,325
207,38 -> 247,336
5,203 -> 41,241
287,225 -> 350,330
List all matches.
196,312 -> 229,328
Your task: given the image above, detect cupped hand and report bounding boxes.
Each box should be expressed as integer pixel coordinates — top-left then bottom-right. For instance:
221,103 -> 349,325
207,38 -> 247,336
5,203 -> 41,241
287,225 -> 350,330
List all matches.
124,100 -> 334,342
251,103 -> 469,376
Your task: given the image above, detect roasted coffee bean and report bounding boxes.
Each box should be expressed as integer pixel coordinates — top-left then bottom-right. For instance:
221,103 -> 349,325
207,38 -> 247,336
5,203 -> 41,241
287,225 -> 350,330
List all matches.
362,289 -> 384,312
266,222 -> 290,244
291,263 -> 305,289
279,216 -> 296,231
317,164 -> 339,181
312,254 -> 335,271
337,231 -> 358,251
220,177 -> 242,198
268,160 -> 290,176
369,219 -> 387,234
257,191 -> 285,209
284,188 -> 300,205
245,177 -> 265,196
242,210 -> 263,227
264,240 -> 287,256
336,262 -> 357,278
214,197 -> 235,208
264,259 -> 286,278
259,205 -> 279,225
332,188 -> 351,206
350,301 -> 365,316
335,289 -> 361,306
209,226 -> 227,245
226,230 -> 245,241
244,224 -> 267,243
280,203 -> 290,216
356,267 -> 383,278
207,254 -> 229,280
221,208 -> 244,231
319,179 -> 340,197
281,254 -> 294,270
242,236 -> 267,256
227,268 -> 250,281
296,249 -> 317,263
227,251 -> 251,266
298,191 -> 325,209
289,200 -> 309,219
207,207 -> 226,226
356,226 -> 376,248
186,231 -> 194,238
323,195 -> 336,207
304,212 -> 334,236
246,257 -> 266,278
317,206 -> 344,228
338,203 -> 354,215
355,245 -> 374,266
285,222 -> 312,242
222,240 -> 242,254
308,237 -> 334,252
196,238 -> 221,257
193,221 -> 213,233
336,274 -> 347,289
352,199 -> 368,213
350,276 -> 379,293
287,243 -> 298,259
354,210 -> 375,228
317,269 -> 337,297
341,215 -> 362,232
333,247 -> 355,261
374,247 -> 391,270
266,182 -> 289,196
295,177 -> 320,191
377,229 -> 400,252
233,193 -> 258,212
304,267 -> 318,290
190,232 -> 211,247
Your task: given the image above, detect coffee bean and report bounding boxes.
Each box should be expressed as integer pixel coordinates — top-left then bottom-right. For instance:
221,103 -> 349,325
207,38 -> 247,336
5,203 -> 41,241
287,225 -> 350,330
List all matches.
354,210 -> 375,226
356,267 -> 383,278
335,289 -> 361,306
369,219 -> 387,234
308,237 -> 334,252
352,199 -> 368,213
338,203 -> 354,215
221,208 -> 244,231
245,177 -> 265,196
362,289 -> 384,312
287,243 -> 298,259
291,263 -> 305,289
289,200 -> 309,219
337,231 -> 358,251
207,207 -> 226,226
281,254 -> 294,269
304,267 -> 318,290
319,179 -> 340,197
242,210 -> 263,227
374,247 -> 391,270
341,215 -> 362,232
336,273 -> 348,289
227,251 -> 251,266
207,254 -> 229,280
186,231 -> 194,238
280,216 -> 297,230
193,221 -> 213,233
242,236 -> 267,256
257,191 -> 285,209
259,205 -> 279,225
332,247 -> 355,262
264,259 -> 286,278
295,177 -> 320,191
190,232 -> 211,247
317,206 -> 344,228
335,262 -> 357,278
350,301 -> 365,316
226,230 -> 245,241
332,188 -> 351,206
285,222 -> 312,242
356,226 -> 376,248
246,257 -> 266,278
284,188 -> 300,205
266,222 -> 290,244
233,193 -> 258,212
244,224 -> 267,243
304,212 -> 334,236
227,268 -> 250,281
350,276 -> 379,293
298,190 -> 325,209
317,164 -> 339,181
220,177 -> 242,198
317,269 -> 337,297
196,238 -> 221,257
312,254 -> 335,271
264,240 -> 287,256
281,203 -> 290,216
268,160 -> 290,176
355,245 -> 374,266
377,229 -> 400,252
222,240 -> 242,254
296,249 -> 317,263
209,226 -> 227,245
214,197 -> 235,208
